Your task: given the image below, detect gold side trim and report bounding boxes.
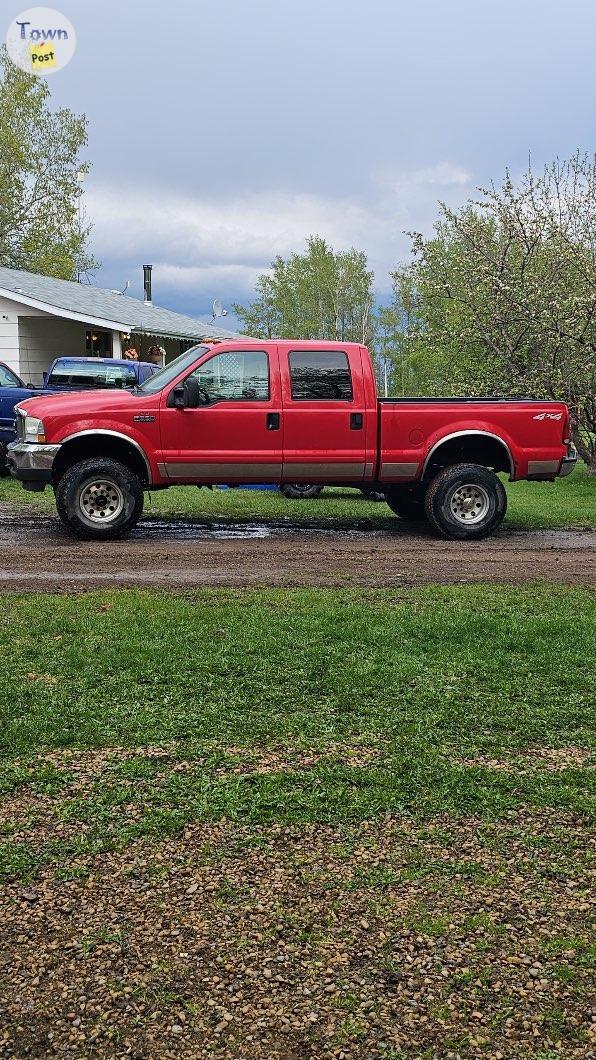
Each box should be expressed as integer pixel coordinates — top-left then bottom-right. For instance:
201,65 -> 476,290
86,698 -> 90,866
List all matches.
528,460 -> 559,475
282,462 -> 365,480
379,461 -> 419,480
164,462 -> 281,479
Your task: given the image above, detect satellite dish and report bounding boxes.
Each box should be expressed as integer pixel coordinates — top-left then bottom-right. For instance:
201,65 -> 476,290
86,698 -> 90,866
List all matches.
212,298 -> 228,319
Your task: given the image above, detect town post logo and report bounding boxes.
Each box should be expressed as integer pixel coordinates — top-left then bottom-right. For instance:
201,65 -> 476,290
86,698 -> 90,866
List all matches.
6,7 -> 76,76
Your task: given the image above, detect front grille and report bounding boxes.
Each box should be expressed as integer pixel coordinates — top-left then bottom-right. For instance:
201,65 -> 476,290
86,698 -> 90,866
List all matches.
15,410 -> 25,441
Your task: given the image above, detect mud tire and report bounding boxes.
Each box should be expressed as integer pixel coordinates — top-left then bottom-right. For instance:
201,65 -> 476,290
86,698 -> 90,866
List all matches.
55,458 -> 144,540
384,484 -> 427,521
424,463 -> 507,540
280,484 -> 324,499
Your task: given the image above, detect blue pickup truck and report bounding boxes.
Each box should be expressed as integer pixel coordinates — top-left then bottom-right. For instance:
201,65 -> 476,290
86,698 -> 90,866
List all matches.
0,357 -> 159,473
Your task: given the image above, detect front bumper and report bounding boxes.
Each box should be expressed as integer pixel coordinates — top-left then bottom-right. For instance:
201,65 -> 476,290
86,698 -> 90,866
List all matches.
7,441 -> 61,489
559,443 -> 578,478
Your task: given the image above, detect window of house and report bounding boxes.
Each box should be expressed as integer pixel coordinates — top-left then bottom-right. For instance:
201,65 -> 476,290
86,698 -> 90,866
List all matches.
85,330 -> 111,355
289,350 -> 353,401
189,350 -> 269,403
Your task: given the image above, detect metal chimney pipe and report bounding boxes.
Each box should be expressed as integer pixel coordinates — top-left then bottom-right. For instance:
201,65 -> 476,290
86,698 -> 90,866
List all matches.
143,264 -> 152,305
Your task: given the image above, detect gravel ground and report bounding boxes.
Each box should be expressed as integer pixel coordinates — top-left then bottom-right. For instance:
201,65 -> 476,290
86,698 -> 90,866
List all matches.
0,749 -> 594,1059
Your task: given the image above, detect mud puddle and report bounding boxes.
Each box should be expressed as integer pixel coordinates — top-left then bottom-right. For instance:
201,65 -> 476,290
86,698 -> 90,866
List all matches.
1,504 -> 596,591
0,508 -> 595,547
0,510 -> 391,542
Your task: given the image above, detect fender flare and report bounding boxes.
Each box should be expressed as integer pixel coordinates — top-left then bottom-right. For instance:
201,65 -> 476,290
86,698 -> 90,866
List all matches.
421,429 -> 514,477
59,429 -> 152,483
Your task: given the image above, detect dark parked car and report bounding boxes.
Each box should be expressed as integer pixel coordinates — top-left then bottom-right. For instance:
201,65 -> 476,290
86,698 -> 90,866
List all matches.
0,357 -> 160,474
0,362 -> 36,474
41,357 -> 159,391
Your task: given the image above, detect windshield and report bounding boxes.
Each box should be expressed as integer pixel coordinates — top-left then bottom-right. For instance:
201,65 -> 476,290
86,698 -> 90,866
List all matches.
0,364 -> 22,387
137,345 -> 208,393
49,360 -> 137,389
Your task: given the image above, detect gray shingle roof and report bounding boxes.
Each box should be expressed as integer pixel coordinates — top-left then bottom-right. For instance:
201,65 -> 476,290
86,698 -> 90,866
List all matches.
0,266 -> 240,341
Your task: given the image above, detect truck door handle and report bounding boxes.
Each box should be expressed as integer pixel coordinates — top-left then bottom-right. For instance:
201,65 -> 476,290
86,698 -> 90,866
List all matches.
350,413 -> 363,430
267,412 -> 280,430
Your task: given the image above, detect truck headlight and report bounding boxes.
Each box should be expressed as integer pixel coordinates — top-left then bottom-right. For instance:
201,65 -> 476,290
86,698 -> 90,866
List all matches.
24,416 -> 46,444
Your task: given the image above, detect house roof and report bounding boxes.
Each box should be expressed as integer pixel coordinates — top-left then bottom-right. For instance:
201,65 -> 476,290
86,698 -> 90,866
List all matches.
0,266 -> 240,342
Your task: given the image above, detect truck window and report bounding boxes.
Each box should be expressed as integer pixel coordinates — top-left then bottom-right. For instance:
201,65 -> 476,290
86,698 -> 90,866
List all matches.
289,350 -> 353,401
189,350 -> 269,403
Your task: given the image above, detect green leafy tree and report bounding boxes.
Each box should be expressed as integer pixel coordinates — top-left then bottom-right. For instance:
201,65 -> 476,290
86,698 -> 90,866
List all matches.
234,236 -> 375,346
0,49 -> 96,280
377,268 -> 421,395
394,153 -> 596,470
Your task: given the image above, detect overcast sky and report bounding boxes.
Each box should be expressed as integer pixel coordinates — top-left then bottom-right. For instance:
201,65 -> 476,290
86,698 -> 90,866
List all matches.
24,0 -> 596,320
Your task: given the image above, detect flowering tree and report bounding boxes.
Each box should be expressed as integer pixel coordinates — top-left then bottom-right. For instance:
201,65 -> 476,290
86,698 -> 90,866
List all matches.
391,153 -> 596,470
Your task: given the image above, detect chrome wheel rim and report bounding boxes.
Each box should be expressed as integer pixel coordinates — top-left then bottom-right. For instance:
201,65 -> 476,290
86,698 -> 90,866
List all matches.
449,483 -> 490,524
79,478 -> 125,524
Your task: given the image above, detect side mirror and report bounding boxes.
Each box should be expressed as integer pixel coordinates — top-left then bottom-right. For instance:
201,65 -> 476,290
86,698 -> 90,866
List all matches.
184,377 -> 202,408
172,384 -> 186,409
171,378 -> 208,409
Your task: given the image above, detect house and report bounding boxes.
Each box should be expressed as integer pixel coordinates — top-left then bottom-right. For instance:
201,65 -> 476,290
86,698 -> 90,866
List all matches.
0,265 -> 240,384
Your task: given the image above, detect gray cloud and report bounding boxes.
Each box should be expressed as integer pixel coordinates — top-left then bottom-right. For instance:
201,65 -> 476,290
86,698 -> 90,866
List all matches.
43,0 -> 596,313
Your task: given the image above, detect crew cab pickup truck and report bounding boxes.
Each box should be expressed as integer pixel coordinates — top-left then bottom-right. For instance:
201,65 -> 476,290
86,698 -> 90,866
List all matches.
8,340 -> 576,541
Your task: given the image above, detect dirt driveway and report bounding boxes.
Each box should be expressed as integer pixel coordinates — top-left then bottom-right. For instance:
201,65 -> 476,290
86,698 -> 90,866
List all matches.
1,507 -> 595,591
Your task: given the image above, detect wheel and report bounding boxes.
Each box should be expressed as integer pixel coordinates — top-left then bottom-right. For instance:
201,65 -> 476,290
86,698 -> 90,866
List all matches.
424,463 -> 507,540
55,458 -> 144,540
360,488 -> 385,502
384,484 -> 427,521
279,484 -> 323,499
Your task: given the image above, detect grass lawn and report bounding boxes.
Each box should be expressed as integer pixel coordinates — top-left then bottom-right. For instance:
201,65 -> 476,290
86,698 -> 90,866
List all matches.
0,585 -> 594,1057
0,463 -> 594,529
1,585 -> 594,865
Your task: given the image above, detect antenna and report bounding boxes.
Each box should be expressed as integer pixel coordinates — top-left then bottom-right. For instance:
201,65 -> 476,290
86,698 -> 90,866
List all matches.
212,298 -> 228,319
121,280 -> 130,295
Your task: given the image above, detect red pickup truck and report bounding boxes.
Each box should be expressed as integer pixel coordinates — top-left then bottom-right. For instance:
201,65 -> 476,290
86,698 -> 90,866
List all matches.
8,340 -> 576,541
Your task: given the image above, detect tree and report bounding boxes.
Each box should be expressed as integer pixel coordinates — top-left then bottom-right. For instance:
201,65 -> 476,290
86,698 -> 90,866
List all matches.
234,236 -> 375,346
394,153 -> 596,470
377,268 -> 420,395
0,49 -> 96,280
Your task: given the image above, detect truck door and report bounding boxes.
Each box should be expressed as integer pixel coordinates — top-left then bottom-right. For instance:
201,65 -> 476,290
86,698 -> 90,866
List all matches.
279,345 -> 367,482
159,345 -> 283,482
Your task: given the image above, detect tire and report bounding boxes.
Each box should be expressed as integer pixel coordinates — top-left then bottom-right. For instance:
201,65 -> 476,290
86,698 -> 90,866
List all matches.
384,484 -> 427,521
55,457 -> 144,540
280,484 -> 323,499
0,443 -> 8,478
360,488 -> 385,502
424,463 -> 507,541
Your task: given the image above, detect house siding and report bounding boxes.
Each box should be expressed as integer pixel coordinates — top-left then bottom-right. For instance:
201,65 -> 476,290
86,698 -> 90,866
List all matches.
17,317 -> 88,385
0,297 -> 22,377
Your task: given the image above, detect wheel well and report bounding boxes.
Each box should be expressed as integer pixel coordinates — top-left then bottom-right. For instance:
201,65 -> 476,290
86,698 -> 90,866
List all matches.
52,435 -> 149,486
423,434 -> 512,480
